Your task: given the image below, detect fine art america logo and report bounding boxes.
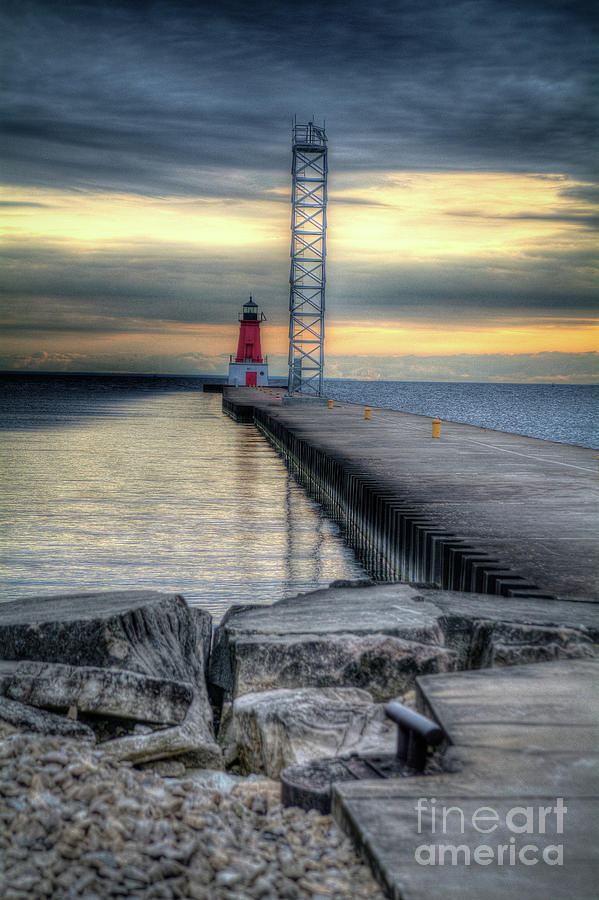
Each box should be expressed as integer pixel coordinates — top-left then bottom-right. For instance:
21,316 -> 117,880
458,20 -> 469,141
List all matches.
414,797 -> 567,867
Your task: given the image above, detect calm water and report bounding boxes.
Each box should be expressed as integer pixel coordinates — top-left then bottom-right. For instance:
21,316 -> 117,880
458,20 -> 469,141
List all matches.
2,375 -> 596,619
324,380 -> 599,449
0,375 -> 366,619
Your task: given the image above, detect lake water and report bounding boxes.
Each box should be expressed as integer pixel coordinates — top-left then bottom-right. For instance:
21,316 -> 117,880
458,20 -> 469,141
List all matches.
0,374 -> 366,620
2,374 -> 596,621
324,380 -> 599,449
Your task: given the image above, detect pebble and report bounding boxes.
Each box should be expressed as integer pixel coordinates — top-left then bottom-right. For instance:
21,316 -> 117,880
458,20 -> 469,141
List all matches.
1,733 -> 387,899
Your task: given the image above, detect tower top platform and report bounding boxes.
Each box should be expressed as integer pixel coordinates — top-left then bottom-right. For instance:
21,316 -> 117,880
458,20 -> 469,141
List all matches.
292,120 -> 327,149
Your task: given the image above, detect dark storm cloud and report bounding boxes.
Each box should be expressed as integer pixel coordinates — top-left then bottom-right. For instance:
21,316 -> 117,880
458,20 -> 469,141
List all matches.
0,239 -> 291,328
445,210 -> 599,229
326,244 -> 598,323
0,201 -> 49,208
560,184 -> 599,204
2,235 -> 595,335
1,0 -> 597,197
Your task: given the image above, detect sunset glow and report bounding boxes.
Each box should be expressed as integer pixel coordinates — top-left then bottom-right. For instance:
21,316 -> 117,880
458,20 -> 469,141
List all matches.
3,171 -> 595,261
326,318 -> 598,358
0,187 -> 288,248
328,172 -> 599,261
1,1 -> 596,381
2,170 -> 596,377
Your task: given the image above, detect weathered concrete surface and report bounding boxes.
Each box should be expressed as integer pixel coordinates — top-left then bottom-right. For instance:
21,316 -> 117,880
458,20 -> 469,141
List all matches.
470,619 -> 597,668
0,695 -> 96,741
0,591 -> 221,766
220,687 -> 396,778
333,659 -> 599,900
227,389 -> 599,601
209,583 -> 597,700
5,661 -> 193,725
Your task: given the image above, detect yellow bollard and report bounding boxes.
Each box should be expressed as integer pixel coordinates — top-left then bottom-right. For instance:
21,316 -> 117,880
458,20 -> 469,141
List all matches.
432,418 -> 441,438
364,407 -> 371,420
328,399 -> 333,409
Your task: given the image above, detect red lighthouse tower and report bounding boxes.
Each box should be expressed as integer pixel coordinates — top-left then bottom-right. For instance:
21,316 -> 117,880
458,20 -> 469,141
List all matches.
228,296 -> 269,386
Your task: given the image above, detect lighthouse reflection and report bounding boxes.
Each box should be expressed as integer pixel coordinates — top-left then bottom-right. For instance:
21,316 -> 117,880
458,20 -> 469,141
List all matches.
283,477 -> 325,588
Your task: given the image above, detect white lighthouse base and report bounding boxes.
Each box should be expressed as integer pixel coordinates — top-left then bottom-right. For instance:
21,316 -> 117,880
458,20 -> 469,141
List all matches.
228,361 -> 269,387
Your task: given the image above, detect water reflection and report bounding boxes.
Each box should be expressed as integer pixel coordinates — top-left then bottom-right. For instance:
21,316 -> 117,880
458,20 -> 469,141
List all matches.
0,385 -> 366,621
283,476 -> 325,589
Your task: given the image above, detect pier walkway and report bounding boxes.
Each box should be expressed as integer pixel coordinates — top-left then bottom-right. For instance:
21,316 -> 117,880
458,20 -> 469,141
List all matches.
222,390 -> 599,897
223,388 -> 598,602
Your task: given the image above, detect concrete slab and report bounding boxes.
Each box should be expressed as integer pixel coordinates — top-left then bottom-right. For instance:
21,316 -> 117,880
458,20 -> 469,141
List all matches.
417,659 -> 599,751
282,395 -> 330,406
335,787 -> 597,900
5,660 -> 194,725
333,660 -> 599,899
418,659 -> 599,729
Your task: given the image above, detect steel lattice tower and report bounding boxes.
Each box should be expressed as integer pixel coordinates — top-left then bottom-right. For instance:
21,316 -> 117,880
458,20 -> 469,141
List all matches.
287,120 -> 327,396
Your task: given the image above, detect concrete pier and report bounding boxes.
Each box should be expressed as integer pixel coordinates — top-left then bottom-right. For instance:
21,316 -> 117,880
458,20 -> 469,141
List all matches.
334,658 -> 599,899
223,388 -> 598,601
222,388 -> 599,897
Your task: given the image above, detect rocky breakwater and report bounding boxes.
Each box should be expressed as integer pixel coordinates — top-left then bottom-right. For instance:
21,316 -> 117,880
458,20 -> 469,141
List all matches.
209,581 -> 598,778
211,581 -> 458,779
0,590 -> 221,767
0,590 -> 388,899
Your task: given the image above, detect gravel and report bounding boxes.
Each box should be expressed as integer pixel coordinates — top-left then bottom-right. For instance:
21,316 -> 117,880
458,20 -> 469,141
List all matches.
0,733 -> 387,899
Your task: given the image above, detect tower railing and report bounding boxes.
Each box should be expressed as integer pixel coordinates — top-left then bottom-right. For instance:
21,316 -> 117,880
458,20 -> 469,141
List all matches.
288,119 -> 327,396
229,355 -> 268,364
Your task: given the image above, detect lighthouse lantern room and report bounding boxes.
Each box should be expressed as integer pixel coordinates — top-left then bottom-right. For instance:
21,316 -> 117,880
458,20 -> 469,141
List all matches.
228,296 -> 269,386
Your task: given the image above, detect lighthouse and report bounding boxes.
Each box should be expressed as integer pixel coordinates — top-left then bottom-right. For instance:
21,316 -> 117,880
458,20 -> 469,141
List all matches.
228,296 -> 269,387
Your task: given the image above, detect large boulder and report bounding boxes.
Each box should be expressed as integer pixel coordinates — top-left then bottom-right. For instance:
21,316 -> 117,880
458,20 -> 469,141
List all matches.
209,583 -> 598,703
218,633 -> 454,702
210,587 -> 455,702
220,687 -> 396,778
0,591 -> 212,680
5,661 -> 194,725
0,591 -> 221,766
473,621 -> 597,667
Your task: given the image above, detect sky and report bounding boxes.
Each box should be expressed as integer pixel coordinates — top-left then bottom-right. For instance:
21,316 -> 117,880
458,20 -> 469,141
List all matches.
1,0 -> 597,382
